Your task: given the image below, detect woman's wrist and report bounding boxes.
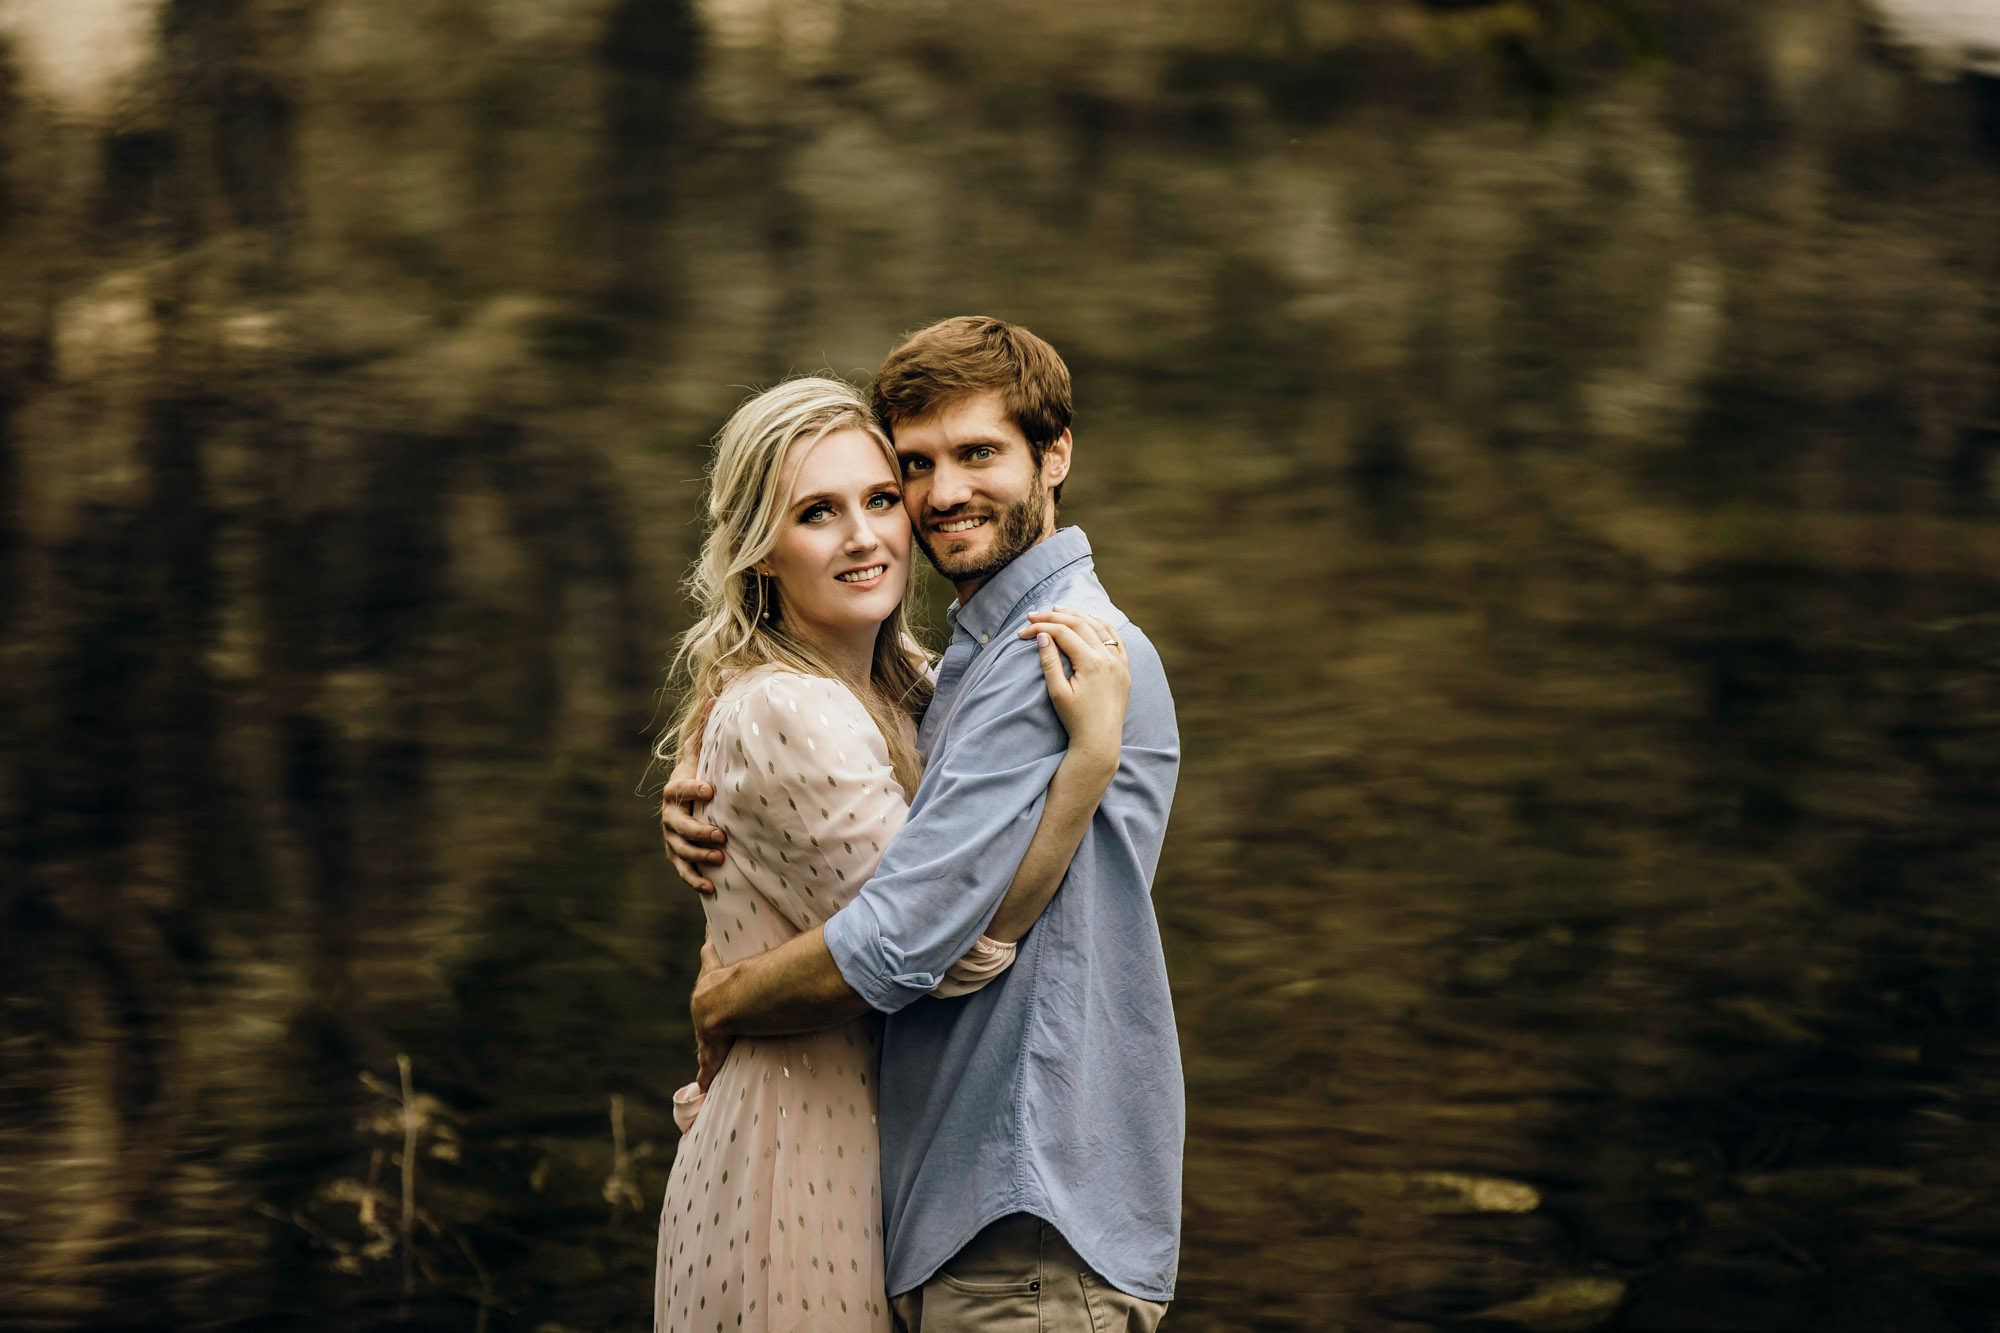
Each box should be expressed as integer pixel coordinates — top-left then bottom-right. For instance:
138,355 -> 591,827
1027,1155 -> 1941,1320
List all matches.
1061,739 -> 1121,785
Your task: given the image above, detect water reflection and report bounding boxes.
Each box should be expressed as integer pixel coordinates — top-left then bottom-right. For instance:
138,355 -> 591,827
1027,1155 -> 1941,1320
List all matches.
1,1 -> 1997,1329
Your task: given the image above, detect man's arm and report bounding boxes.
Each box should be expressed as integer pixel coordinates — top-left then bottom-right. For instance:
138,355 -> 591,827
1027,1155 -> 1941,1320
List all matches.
982,609 -> 1128,941
690,613 -> 1123,1067
822,634 -> 1073,1013
692,924 -> 868,1086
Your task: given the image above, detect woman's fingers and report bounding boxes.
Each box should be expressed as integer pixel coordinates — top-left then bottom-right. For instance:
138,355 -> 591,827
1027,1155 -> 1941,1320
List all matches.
1019,610 -> 1104,659
1025,607 -> 1126,653
1035,620 -> 1104,675
1073,612 -> 1124,657
1034,628 -> 1069,700
1023,607 -> 1096,638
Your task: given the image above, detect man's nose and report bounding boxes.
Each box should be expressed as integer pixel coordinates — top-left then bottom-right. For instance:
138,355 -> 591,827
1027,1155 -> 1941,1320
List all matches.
928,463 -> 972,510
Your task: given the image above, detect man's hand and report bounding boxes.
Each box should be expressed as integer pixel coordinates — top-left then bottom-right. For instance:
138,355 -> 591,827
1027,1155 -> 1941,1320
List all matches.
692,933 -> 735,1091
660,699 -> 726,893
661,774 -> 725,893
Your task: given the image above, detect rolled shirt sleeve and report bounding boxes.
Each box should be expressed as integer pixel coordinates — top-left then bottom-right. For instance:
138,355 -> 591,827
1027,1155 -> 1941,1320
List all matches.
824,638 -> 1066,1014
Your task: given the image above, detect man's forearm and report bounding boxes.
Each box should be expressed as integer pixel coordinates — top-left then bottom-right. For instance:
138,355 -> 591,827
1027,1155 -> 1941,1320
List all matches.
692,923 -> 873,1039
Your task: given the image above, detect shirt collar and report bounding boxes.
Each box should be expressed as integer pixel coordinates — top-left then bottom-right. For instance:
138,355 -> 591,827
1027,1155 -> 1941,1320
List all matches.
943,526 -> 1093,643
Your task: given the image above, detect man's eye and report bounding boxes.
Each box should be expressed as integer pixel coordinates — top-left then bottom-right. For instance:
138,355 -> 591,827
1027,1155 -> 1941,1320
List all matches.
967,446 -> 995,462
901,457 -> 929,474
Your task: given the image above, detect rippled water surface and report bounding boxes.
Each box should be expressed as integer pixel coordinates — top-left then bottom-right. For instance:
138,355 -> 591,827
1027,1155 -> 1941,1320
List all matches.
2,1 -> 1998,1329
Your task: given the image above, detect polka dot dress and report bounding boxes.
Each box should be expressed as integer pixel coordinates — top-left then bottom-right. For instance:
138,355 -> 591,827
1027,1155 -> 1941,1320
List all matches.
655,667 -> 909,1333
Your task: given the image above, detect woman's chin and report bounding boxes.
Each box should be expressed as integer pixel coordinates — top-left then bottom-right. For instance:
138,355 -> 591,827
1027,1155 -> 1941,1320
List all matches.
864,573 -> 910,614
859,584 -> 907,624
810,592 -> 903,637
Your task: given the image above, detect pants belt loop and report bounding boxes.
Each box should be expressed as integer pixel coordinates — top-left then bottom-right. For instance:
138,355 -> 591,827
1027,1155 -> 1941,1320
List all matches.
1035,1217 -> 1049,1317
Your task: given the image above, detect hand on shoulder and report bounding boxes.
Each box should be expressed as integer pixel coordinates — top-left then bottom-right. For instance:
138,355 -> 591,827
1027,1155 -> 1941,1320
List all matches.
1019,605 -> 1131,769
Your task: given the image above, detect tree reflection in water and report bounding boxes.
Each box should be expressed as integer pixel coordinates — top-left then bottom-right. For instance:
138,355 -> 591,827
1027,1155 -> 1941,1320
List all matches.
0,0 -> 1997,1328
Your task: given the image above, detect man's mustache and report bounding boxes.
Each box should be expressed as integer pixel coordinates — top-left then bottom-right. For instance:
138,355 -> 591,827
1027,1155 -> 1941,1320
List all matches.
920,507 -> 995,527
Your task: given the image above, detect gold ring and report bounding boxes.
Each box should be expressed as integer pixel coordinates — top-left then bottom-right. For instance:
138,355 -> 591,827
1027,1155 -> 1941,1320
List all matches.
1102,639 -> 1121,648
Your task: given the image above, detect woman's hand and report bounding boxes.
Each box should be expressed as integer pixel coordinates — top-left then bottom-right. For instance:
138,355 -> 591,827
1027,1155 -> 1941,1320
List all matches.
1019,606 -> 1130,773
980,607 -> 1132,945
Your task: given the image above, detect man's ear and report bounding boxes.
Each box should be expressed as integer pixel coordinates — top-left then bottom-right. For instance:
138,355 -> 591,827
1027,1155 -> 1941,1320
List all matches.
1042,429 -> 1073,488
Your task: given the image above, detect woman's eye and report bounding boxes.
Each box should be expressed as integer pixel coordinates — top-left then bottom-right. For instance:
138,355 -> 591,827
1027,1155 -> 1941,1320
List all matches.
801,504 -> 830,523
868,492 -> 898,509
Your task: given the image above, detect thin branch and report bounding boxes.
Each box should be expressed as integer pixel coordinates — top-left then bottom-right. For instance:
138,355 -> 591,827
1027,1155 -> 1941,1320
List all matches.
398,1053 -> 417,1310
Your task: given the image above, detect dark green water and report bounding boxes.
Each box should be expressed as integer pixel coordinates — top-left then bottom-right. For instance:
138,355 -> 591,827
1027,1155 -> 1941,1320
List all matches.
2,1 -> 1998,1329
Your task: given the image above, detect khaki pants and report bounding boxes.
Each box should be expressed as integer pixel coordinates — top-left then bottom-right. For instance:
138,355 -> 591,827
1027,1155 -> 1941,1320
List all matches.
890,1213 -> 1167,1333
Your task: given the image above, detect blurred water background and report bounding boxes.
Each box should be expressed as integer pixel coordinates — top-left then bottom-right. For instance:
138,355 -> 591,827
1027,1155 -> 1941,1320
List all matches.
2,0 -> 1999,1329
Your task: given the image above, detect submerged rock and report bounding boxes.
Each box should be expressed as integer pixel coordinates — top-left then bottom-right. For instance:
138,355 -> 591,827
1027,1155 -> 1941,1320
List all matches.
1473,1276 -> 1628,1332
1289,1168 -> 1541,1217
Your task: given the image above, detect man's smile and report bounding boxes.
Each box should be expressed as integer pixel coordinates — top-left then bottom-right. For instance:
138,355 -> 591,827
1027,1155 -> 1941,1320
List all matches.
933,516 -> 988,535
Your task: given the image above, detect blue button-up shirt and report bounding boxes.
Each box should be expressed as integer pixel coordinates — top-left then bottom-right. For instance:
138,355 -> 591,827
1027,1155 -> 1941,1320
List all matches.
823,526 -> 1184,1302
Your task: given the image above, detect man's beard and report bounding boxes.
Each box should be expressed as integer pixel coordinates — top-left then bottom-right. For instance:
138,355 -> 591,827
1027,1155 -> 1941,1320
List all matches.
915,478 -> 1048,585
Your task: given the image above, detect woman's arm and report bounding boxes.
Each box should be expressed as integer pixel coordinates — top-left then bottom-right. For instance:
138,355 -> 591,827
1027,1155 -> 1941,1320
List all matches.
957,608 -> 1131,952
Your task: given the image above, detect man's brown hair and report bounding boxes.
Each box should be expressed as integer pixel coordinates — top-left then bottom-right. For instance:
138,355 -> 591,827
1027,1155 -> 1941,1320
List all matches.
870,316 -> 1073,502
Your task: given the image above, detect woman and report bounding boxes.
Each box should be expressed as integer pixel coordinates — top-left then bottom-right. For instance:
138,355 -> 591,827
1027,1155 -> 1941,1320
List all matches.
651,377 -> 1129,1332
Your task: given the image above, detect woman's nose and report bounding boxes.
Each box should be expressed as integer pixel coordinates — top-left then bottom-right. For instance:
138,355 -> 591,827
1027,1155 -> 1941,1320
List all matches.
842,515 -> 878,552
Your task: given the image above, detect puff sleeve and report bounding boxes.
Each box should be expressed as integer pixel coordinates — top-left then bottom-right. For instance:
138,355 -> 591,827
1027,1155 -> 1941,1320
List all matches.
717,671 -> 1015,994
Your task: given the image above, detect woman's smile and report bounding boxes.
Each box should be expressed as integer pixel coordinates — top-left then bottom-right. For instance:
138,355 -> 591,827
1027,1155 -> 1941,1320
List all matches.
836,563 -> 888,587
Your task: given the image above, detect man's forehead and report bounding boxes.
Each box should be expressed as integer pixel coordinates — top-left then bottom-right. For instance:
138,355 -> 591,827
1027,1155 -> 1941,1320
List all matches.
892,391 -> 1020,449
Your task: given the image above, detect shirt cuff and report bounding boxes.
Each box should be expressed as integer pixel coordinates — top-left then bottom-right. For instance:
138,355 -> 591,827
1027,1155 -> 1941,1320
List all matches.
824,895 -> 942,1015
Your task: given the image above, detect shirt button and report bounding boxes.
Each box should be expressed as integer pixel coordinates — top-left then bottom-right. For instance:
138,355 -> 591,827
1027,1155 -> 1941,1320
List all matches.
1029,1282 -> 1040,1292
977,633 -> 988,644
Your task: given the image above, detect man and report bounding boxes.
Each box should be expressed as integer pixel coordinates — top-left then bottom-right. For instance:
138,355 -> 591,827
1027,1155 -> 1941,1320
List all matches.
660,316 -> 1182,1330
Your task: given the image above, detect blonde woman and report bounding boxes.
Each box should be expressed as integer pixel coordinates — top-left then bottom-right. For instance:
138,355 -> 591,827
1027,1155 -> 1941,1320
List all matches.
652,377 -> 1128,1332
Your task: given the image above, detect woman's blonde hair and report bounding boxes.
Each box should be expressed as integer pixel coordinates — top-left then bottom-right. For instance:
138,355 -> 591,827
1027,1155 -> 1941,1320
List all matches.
653,376 -> 934,795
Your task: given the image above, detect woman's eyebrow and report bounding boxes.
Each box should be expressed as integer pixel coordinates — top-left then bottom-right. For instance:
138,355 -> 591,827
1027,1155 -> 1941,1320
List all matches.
790,482 -> 895,512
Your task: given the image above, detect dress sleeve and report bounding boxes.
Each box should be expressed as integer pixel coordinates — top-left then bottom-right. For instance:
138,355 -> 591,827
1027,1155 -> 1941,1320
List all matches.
721,672 -> 909,934
931,936 -> 1017,998
724,672 -> 1021,992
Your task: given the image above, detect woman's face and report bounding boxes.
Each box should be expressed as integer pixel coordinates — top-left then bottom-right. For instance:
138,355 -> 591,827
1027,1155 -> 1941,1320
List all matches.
761,426 -> 913,653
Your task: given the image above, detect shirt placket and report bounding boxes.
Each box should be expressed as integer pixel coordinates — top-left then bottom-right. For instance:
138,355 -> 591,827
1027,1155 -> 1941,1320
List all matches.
917,627 -> 979,756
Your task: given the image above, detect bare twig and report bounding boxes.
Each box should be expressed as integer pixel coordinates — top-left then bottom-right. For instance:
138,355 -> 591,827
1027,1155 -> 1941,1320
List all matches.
603,1093 -> 646,1215
398,1052 -> 417,1311
446,1223 -> 497,1333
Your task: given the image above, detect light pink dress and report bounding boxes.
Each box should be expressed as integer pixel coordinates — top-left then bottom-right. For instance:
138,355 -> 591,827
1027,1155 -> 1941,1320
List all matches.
653,666 -> 1011,1333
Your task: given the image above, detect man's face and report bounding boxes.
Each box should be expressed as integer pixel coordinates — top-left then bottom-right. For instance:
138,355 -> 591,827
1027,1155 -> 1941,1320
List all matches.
894,391 -> 1071,595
